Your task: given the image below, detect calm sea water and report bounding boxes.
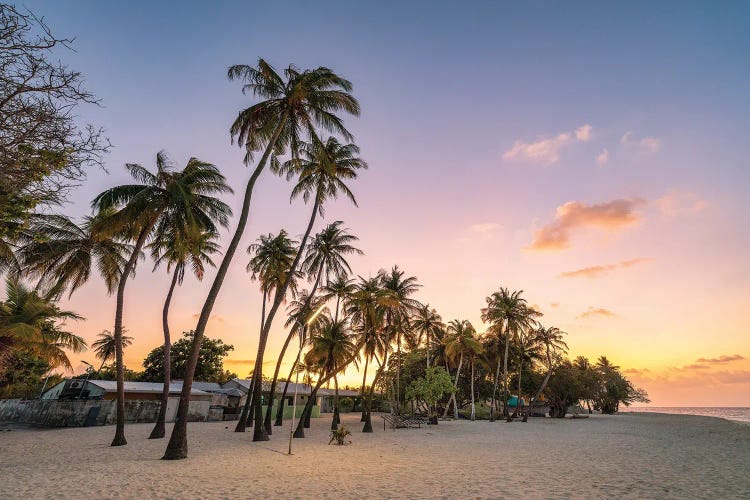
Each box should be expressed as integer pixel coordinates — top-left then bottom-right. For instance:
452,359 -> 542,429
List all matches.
624,407 -> 750,424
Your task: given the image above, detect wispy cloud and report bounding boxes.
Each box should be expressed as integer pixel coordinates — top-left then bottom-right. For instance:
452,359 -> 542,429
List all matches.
559,258 -> 650,279
191,313 -> 226,324
656,190 -> 707,216
502,124 -> 592,165
596,148 -> 609,166
577,307 -> 616,319
621,132 -> 661,153
550,302 -> 560,308
695,354 -> 745,364
527,198 -> 645,251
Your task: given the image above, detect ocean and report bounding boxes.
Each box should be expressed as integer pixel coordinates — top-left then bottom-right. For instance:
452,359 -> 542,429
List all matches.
624,407 -> 750,424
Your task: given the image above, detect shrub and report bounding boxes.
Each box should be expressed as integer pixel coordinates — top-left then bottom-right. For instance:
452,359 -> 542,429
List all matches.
329,424 -> 352,446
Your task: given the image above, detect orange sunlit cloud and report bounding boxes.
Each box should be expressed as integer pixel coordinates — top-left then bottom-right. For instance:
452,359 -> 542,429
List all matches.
558,257 -> 651,279
695,354 -> 745,364
527,198 -> 645,251
577,306 -> 616,320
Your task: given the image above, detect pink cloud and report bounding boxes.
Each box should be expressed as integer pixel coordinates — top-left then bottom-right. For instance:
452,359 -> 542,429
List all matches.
559,258 -> 650,279
502,124 -> 592,165
577,307 -> 616,320
656,190 -> 707,216
695,354 -> 745,364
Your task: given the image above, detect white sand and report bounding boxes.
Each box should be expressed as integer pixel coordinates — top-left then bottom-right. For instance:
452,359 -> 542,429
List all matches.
1,412 -> 749,499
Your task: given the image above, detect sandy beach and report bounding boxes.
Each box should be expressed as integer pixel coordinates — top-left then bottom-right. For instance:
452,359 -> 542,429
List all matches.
1,412 -> 748,499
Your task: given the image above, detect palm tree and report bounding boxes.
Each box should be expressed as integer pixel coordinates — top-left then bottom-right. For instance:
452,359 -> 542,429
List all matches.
514,305 -> 542,421
91,329 -> 134,374
263,221 -> 362,433
481,288 -> 536,422
165,60 -> 358,459
236,230 -> 299,433
248,137 -> 366,442
525,325 -> 567,421
93,152 -> 231,447
379,266 -> 421,414
322,274 -> 356,322
148,226 -> 220,439
17,211 -> 131,297
412,305 -> 445,369
442,319 -> 482,420
303,315 -> 359,431
347,276 -> 394,430
0,279 -> 86,371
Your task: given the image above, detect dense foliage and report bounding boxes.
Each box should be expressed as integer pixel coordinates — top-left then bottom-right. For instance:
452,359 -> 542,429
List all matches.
141,331 -> 236,384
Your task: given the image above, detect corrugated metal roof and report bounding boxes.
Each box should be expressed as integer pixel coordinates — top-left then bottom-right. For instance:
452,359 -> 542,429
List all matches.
87,380 -> 210,395
224,379 -> 360,397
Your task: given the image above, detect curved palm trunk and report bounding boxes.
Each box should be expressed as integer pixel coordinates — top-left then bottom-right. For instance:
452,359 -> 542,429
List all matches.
111,220 -> 156,447
359,355 -> 369,421
490,355 -> 501,422
444,353 -> 463,420
163,117 -> 287,460
363,352 -> 387,433
251,191 -> 322,442
235,289 -> 266,432
149,266 -> 179,439
331,371 -> 340,430
529,345 -> 554,418
470,357 -> 476,421
263,267 -> 324,434
274,358 -> 298,426
502,325 -> 512,422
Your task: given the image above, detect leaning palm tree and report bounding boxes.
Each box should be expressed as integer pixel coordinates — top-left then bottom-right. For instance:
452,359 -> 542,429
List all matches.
514,305 -> 542,421
148,226 -> 220,439
412,305 -> 445,369
248,136 -> 366,442
91,329 -> 134,374
442,319 -> 482,420
525,325 -> 567,421
165,60 -> 359,459
481,288 -> 536,422
0,279 -> 86,371
303,315 -> 359,431
236,230 -> 299,433
263,221 -> 362,433
93,152 -> 231,447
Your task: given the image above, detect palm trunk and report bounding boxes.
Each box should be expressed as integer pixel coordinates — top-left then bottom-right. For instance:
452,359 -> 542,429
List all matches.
251,190 -> 322,442
452,353 -> 463,420
395,331 -> 401,415
359,355 -> 369,421
442,359 -> 453,418
517,332 -> 524,422
331,372 -> 340,430
363,351 -> 387,433
470,357 -> 476,421
163,117 -> 287,460
149,265 -> 179,439
263,267 -> 323,434
502,324 -> 512,422
529,345 -> 554,416
111,219 -> 156,447
274,358 -> 297,426
235,289 -> 266,432
490,355 -> 501,422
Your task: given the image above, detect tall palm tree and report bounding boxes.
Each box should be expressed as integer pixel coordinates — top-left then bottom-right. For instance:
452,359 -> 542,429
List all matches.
379,266 -> 421,414
248,137 -> 366,442
525,325 -> 567,421
347,276 -> 394,430
0,279 -> 86,371
91,329 -> 134,373
303,315 -> 359,431
412,305 -> 445,369
322,274 -> 356,322
514,305 -> 542,420
442,319 -> 482,420
148,226 -> 220,439
236,230 -> 299,433
17,211 -> 131,297
481,288 -> 536,422
263,221 -> 362,433
165,60 -> 358,460
94,152 -> 231,447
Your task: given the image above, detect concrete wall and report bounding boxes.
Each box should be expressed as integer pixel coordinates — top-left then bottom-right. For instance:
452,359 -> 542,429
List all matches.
0,398 -> 211,427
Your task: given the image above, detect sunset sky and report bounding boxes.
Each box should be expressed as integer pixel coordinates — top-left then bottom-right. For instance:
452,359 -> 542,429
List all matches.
25,1 -> 750,406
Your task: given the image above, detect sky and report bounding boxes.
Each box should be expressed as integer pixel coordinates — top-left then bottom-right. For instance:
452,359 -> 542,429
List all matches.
21,1 -> 750,406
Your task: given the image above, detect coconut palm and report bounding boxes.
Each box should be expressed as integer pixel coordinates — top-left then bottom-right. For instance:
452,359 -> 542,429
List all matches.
322,274 -> 356,322
378,266 -> 421,414
248,137 -> 366,442
236,230 -> 299,433
525,326 -> 567,421
412,305 -> 445,369
263,222 -> 362,433
148,226 -> 220,439
481,288 -> 537,422
514,305 -> 542,421
303,315 -> 358,431
93,152 -> 231,447
442,319 -> 482,420
0,279 -> 86,371
165,60 -> 358,459
91,329 -> 134,373
17,211 -> 131,297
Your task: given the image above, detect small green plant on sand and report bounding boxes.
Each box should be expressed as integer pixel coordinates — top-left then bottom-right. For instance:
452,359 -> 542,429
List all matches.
329,424 -> 352,445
